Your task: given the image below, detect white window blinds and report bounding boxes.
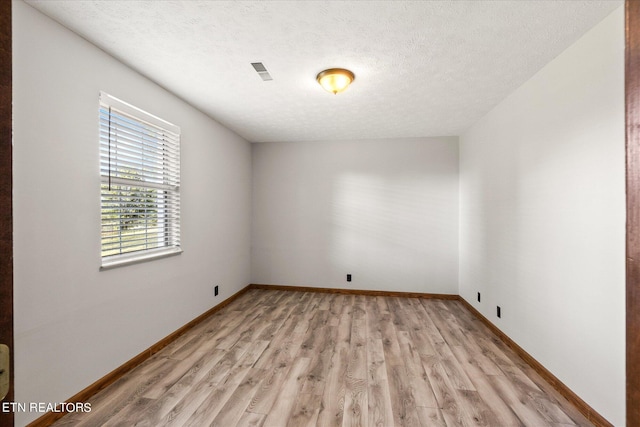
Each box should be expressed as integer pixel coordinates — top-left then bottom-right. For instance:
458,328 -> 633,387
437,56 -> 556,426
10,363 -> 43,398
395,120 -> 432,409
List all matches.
99,92 -> 181,268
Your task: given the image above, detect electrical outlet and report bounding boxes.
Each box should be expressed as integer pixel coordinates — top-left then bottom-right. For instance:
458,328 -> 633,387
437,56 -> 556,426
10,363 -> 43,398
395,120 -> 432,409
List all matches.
214,285 -> 219,296
347,274 -> 352,282
497,306 -> 501,318
477,292 -> 481,302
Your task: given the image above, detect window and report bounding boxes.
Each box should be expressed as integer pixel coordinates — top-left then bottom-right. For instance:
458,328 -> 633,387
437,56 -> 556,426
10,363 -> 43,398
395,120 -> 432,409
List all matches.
99,92 -> 181,269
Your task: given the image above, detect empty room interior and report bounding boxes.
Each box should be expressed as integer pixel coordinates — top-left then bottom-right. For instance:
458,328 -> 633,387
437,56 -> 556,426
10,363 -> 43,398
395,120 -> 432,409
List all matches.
8,0 -> 631,426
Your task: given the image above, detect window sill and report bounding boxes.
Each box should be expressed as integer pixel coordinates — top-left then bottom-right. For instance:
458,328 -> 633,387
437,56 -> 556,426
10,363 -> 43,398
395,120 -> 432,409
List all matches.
100,247 -> 182,271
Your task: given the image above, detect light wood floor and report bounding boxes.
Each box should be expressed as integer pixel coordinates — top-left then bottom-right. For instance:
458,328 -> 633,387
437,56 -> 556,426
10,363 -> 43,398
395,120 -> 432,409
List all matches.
53,289 -> 593,426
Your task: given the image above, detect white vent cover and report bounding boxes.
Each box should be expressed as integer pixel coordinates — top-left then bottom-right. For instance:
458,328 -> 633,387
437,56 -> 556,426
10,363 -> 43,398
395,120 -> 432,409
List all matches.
251,62 -> 273,81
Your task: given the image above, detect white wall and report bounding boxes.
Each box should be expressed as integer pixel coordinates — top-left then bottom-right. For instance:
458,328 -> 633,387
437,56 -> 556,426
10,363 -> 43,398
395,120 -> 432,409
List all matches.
252,137 -> 459,294
459,7 -> 624,426
12,2 -> 252,425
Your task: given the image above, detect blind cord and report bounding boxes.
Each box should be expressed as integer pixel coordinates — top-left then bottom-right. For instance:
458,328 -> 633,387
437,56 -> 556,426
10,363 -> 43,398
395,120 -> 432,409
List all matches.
108,106 -> 112,191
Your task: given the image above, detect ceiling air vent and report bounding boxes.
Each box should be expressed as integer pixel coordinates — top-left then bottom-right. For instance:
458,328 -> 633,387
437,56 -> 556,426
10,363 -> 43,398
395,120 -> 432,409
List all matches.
251,62 -> 273,81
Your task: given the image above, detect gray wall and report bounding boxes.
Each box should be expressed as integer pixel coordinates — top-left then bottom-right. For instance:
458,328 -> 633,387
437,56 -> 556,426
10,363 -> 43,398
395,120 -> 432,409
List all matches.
459,8 -> 625,425
252,137 -> 459,294
13,2 -> 252,425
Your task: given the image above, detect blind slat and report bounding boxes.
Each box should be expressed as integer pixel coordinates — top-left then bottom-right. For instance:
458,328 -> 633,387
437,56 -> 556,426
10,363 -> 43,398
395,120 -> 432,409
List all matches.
99,107 -> 180,140
99,136 -> 180,160
99,129 -> 180,157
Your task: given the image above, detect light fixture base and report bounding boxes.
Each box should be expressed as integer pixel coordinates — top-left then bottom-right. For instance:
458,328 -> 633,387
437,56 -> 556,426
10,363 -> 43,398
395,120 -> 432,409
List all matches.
316,68 -> 355,94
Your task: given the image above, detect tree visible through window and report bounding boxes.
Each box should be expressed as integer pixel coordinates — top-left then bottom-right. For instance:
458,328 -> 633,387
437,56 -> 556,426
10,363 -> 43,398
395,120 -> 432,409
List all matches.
99,92 -> 181,268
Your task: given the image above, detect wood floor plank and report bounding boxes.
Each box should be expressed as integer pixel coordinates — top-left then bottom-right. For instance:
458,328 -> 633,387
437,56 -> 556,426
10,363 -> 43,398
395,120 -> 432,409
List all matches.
254,292 -> 302,342
214,306 -> 271,350
412,299 -> 447,348
315,307 -> 352,427
473,333 -> 543,392
299,323 -> 336,395
385,363 -> 421,426
343,296 -> 368,427
99,397 -> 156,427
396,330 -> 439,409
63,356 -> 178,427
249,299 -> 315,415
297,309 -> 331,359
366,338 -> 394,427
157,340 -> 254,427
532,396 -> 579,425
400,298 -> 437,357
117,349 -> 229,426
450,344 -> 522,427
378,311 -> 404,367
421,354 -> 466,427
456,388 -> 506,427
173,339 -> 270,427
425,299 -> 465,349
366,377 -> 394,427
346,297 -> 367,381
142,346 -> 212,400
416,405 -> 447,427
262,357 -> 311,427
455,328 -> 504,377
364,296 -> 383,340
317,292 -> 332,311
247,340 -> 303,415
516,362 -> 592,426
488,374 -> 555,426
253,325 -> 303,371
385,297 -> 409,333
210,367 -> 267,427
341,376 -> 368,427
169,305 -> 262,359
287,392 -> 322,427
236,411 -> 266,427
327,294 -> 345,326
434,341 -> 477,392
316,342 -> 349,427
51,289 -> 595,427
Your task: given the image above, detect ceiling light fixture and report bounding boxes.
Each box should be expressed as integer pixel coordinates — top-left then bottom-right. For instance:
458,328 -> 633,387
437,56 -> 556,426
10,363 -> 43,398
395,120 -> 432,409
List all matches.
316,68 -> 355,94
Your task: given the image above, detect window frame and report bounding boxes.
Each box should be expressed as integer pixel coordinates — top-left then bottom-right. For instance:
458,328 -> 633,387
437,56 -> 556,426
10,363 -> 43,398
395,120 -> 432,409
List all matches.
98,92 -> 182,270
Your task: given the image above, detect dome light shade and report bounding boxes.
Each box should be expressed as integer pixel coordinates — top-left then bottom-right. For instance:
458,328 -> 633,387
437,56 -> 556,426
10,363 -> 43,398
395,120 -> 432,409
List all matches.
316,68 -> 355,94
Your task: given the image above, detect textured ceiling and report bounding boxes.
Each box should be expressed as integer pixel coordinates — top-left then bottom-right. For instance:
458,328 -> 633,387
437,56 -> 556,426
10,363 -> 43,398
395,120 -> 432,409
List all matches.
26,0 -> 621,143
